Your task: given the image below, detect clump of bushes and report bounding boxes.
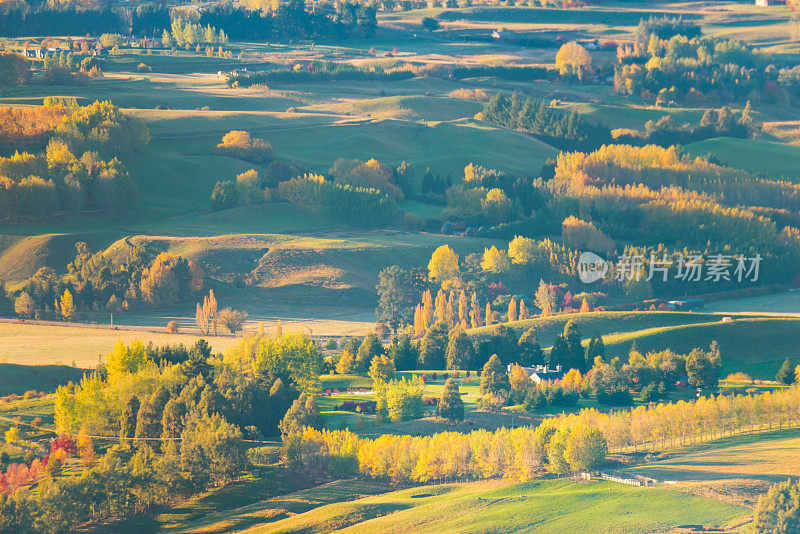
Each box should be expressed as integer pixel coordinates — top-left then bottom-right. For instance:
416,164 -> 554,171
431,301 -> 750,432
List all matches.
215,130 -> 274,164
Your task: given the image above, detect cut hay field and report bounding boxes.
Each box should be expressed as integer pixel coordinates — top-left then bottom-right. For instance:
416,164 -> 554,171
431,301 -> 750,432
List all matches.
0,322 -> 237,368
624,428 -> 800,506
204,478 -> 745,534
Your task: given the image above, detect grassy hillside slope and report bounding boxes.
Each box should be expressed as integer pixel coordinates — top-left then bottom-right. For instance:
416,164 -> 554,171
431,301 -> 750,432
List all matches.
467,311 -> 721,347
248,479 -> 745,534
599,318 -> 800,379
625,428 -> 800,506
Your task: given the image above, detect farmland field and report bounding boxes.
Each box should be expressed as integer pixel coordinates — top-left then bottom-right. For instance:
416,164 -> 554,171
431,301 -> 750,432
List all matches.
0,322 -> 238,368
232,479 -> 746,534
625,429 -> 800,506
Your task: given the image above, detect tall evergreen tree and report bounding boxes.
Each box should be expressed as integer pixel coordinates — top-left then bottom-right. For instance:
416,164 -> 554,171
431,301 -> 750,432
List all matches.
518,327 -> 544,367
563,321 -> 586,372
480,354 -> 510,397
776,358 -> 796,385
446,327 -> 475,370
355,333 -> 385,373
119,395 -> 140,444
549,335 -> 569,369
587,334 -> 605,367
389,334 -> 419,371
438,378 -> 464,422
418,321 -> 448,369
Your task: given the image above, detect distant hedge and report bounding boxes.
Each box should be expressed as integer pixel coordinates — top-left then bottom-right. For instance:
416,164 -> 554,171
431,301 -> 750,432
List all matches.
277,175 -> 399,227
227,62 -> 414,87
452,65 -> 552,81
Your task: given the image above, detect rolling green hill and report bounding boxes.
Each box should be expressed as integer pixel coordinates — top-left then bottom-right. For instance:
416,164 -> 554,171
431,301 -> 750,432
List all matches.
193,479 -> 745,534
599,317 -> 800,379
684,137 -> 800,182
624,428 -> 800,507
467,311 -> 721,348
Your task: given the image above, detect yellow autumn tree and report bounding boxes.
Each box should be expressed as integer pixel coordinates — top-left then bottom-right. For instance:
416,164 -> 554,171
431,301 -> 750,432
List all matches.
428,245 -> 459,283
422,289 -> 434,328
105,339 -> 149,376
458,291 -> 468,326
508,297 -> 518,323
78,425 -> 97,467
470,292 -> 482,328
519,299 -> 530,320
556,41 -> 593,80
508,235 -> 537,264
195,289 -> 218,335
562,368 -> 582,389
481,246 -> 511,273
60,289 -> 75,321
509,364 -> 531,391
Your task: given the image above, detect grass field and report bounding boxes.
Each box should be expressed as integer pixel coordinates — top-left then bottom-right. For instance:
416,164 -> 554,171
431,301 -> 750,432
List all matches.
234,478 -> 745,534
140,478 -> 396,534
703,291 -> 800,315
468,311 -> 721,347
625,428 -> 800,506
599,317 -> 800,379
0,363 -> 86,396
685,137 -> 800,182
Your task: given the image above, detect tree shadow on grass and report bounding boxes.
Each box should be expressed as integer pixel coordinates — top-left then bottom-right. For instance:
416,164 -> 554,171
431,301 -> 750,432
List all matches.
0,363 -> 87,396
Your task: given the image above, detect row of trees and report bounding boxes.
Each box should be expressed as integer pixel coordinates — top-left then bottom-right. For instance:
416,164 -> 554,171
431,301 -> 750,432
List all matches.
5,242 -> 203,320
199,1 -> 377,41
286,419 -> 607,483
334,314 -> 583,375
0,3 -> 169,37
226,61 -> 412,87
377,237 -> 602,333
481,92 -> 611,151
0,141 -> 134,219
0,100 -> 148,220
290,380 -> 800,486
614,104 -> 760,146
163,18 -> 227,48
277,174 -> 399,227
0,1 -> 375,41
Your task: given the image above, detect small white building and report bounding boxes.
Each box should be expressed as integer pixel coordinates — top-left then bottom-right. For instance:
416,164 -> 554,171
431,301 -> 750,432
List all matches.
492,28 -> 514,41
507,364 -> 565,383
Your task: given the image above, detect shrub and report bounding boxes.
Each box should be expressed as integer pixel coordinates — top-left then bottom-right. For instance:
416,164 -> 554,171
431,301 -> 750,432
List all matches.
215,130 -> 274,164
166,320 -> 179,334
724,372 -> 753,383
449,88 -> 490,101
